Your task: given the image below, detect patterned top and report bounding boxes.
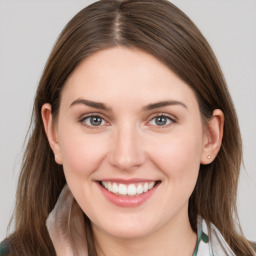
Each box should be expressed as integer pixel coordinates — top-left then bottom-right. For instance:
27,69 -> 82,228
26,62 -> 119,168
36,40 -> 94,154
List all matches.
0,216 -> 237,255
194,216 -> 236,255
0,240 -> 9,256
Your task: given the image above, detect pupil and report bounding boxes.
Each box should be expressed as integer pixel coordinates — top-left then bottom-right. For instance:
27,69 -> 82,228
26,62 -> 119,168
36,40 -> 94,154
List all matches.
90,116 -> 102,126
156,116 -> 167,126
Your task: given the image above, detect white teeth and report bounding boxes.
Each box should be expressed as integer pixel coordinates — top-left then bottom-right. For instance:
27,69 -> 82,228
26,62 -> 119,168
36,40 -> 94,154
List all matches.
148,182 -> 154,189
101,181 -> 156,196
112,183 -> 118,193
102,181 -> 107,189
119,184 -> 127,195
143,183 -> 149,192
137,184 -> 144,194
107,183 -> 112,192
127,184 -> 137,196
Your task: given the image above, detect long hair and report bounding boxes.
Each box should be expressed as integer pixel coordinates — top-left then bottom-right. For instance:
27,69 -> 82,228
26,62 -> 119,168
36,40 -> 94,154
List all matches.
6,0 -> 255,255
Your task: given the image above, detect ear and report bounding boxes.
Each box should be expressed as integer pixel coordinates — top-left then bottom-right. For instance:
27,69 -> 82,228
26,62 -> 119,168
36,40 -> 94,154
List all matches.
200,109 -> 224,165
41,103 -> 63,165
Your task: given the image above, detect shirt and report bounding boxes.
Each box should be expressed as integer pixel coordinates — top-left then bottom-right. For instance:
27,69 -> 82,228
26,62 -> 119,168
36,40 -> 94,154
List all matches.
195,216 -> 235,256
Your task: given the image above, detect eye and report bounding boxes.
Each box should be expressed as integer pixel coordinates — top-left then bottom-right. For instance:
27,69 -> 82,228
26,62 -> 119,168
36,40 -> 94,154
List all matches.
148,115 -> 173,127
80,115 -> 107,127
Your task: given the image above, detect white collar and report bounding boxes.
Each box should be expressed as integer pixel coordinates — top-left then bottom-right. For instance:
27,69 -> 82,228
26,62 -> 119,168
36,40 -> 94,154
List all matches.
196,216 -> 236,256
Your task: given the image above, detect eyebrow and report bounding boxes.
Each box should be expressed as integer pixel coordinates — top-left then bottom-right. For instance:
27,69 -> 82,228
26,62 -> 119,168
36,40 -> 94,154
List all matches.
143,100 -> 187,111
69,98 -> 187,111
69,98 -> 111,111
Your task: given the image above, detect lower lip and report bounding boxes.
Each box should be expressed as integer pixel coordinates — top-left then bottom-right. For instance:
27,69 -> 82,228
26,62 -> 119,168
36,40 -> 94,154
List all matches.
97,182 -> 159,208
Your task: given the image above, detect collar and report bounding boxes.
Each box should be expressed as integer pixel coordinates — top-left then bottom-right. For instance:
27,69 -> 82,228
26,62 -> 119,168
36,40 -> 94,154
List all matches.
194,216 -> 236,256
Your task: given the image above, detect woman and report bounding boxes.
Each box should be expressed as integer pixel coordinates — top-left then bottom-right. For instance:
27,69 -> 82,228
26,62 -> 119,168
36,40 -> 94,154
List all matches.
0,0 -> 255,255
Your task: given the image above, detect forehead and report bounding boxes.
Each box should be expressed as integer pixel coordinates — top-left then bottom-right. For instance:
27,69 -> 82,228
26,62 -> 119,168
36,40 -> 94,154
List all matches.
61,46 -> 198,110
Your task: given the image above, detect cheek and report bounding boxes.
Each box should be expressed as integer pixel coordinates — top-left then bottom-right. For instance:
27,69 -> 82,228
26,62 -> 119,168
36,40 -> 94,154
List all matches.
58,126 -> 108,178
149,128 -> 203,186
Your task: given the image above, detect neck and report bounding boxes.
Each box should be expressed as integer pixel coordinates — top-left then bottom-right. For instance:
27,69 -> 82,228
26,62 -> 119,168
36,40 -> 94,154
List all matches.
92,211 -> 197,256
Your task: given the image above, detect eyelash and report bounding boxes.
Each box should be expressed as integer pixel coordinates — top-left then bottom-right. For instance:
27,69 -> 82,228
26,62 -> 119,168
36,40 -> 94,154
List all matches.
79,113 -> 176,129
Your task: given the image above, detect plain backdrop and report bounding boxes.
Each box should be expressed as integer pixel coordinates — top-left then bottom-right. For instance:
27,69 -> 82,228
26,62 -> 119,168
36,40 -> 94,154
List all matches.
0,0 -> 255,242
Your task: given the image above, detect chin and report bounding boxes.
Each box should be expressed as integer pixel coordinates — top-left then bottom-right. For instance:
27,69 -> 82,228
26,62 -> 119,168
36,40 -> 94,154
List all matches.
91,214 -> 159,240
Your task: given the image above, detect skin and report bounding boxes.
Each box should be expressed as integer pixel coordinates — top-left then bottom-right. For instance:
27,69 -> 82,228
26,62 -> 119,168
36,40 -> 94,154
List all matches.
42,47 -> 224,256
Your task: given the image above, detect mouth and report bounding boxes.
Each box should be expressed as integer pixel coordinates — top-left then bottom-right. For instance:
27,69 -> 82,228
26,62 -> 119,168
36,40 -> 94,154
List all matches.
97,179 -> 161,207
98,180 -> 161,197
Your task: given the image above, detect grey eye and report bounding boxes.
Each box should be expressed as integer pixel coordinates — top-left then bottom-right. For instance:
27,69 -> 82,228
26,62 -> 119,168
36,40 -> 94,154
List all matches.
149,116 -> 171,126
83,116 -> 106,126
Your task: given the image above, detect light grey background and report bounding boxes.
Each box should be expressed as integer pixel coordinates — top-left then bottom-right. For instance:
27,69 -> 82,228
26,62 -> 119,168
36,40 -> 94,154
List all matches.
0,0 -> 255,241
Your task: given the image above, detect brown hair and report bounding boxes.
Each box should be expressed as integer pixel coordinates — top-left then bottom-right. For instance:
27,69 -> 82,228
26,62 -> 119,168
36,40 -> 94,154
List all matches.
6,0 -> 255,255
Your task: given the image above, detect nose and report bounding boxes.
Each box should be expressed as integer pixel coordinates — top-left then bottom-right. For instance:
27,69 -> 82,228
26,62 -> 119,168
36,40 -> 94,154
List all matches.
108,123 -> 146,171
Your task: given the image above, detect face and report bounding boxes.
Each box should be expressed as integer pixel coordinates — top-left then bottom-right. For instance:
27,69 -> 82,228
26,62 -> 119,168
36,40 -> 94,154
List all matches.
46,47 -> 210,239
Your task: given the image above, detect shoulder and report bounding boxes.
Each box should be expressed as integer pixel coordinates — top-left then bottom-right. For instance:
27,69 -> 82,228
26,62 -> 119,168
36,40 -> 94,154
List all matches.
0,240 -> 11,256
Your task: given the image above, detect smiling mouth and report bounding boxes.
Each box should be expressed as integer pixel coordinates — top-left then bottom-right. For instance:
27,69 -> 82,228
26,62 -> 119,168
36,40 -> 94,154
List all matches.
99,181 -> 160,196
